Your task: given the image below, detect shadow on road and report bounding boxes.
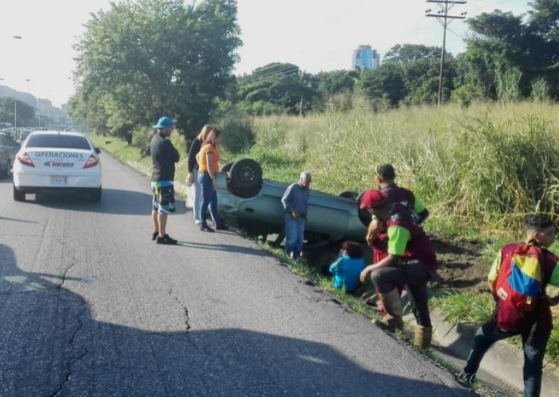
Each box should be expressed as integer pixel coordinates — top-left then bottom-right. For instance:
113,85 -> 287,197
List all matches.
0,242 -> 470,397
19,188 -> 188,216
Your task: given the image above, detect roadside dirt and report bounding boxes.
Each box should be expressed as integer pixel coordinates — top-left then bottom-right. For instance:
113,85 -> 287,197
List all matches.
429,234 -> 491,295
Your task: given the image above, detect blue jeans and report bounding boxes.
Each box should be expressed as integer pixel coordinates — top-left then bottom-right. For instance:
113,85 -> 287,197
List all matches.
284,213 -> 305,259
464,320 -> 549,397
198,172 -> 222,228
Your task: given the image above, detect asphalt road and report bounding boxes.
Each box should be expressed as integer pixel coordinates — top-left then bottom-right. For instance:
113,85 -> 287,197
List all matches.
0,152 -> 475,397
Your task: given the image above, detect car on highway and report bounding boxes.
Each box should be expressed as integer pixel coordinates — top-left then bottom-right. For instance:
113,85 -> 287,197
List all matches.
18,131 -> 31,143
0,132 -> 20,178
12,131 -> 102,202
216,158 -> 371,250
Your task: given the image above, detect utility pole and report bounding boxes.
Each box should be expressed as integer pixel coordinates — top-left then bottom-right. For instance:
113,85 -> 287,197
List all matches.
426,0 -> 466,107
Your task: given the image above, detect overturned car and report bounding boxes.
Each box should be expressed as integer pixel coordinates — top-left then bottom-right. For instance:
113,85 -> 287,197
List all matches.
216,158 -> 371,250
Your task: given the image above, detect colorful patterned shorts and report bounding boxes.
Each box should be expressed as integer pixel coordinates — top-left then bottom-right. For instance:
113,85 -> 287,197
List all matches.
151,181 -> 176,214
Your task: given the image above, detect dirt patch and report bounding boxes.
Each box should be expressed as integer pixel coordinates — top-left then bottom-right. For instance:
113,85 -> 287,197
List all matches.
429,234 -> 491,295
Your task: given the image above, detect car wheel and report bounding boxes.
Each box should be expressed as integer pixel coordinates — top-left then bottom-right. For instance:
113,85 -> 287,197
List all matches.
220,162 -> 234,173
338,190 -> 359,201
90,187 -> 102,203
229,159 -> 263,196
13,185 -> 25,202
357,191 -> 372,227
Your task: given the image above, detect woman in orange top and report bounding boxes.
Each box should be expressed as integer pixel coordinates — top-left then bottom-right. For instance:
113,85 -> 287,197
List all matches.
197,128 -> 226,232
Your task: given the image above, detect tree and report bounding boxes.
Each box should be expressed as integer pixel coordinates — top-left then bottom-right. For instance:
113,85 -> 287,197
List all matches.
236,63 -> 320,115
71,0 -> 241,140
460,1 -> 559,101
383,44 -> 440,64
356,63 -> 407,107
0,98 -> 36,127
312,70 -> 359,96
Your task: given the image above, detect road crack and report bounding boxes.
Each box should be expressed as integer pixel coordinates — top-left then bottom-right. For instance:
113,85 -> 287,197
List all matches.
49,291 -> 89,397
168,287 -> 191,331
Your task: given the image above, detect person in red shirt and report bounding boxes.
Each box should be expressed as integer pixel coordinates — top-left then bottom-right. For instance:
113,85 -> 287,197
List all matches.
359,189 -> 437,349
365,163 -> 430,316
366,163 -> 429,256
459,215 -> 559,397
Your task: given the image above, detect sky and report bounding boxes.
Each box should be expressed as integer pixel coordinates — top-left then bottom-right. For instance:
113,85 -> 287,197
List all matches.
0,0 -> 530,108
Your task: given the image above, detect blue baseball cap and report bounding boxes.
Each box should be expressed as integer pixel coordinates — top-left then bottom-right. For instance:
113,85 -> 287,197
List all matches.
152,116 -> 174,129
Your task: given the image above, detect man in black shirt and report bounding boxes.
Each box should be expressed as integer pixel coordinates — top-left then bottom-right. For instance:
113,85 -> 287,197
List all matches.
150,116 -> 180,245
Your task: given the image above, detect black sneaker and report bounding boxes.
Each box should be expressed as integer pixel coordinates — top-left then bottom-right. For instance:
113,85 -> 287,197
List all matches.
156,234 -> 178,245
215,224 -> 228,231
152,231 -> 159,241
200,225 -> 215,233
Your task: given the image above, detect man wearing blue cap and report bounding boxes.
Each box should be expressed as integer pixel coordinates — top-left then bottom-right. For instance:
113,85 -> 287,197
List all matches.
150,116 -> 180,245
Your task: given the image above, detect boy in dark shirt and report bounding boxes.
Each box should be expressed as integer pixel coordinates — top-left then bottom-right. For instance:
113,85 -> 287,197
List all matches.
150,116 -> 180,245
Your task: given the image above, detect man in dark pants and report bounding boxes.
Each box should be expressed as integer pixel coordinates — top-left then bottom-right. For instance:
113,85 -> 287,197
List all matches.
150,116 -> 180,245
359,189 -> 437,349
459,215 -> 559,397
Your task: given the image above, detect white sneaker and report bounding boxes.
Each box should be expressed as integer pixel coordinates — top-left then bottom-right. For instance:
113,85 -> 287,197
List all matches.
194,220 -> 200,225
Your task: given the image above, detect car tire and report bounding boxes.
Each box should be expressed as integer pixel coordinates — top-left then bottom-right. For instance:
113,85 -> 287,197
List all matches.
220,162 -> 234,173
338,190 -> 359,201
357,191 -> 372,227
229,159 -> 263,197
90,187 -> 102,203
13,185 -> 25,202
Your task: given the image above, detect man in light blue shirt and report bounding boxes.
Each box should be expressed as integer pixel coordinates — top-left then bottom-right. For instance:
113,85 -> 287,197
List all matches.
281,171 -> 312,259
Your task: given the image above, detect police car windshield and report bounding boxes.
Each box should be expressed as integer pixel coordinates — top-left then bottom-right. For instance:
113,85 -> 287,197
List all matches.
26,134 -> 91,150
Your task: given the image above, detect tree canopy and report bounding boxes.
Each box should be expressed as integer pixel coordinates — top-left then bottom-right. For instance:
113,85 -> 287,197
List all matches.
70,0 -> 241,141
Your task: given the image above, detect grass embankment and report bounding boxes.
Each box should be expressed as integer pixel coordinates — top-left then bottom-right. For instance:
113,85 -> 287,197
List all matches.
91,101 -> 559,366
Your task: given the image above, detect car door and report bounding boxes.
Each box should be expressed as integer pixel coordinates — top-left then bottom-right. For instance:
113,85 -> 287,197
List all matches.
3,134 -> 18,164
0,134 -> 8,166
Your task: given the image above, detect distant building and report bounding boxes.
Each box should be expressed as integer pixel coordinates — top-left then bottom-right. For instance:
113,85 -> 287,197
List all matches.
352,45 -> 381,70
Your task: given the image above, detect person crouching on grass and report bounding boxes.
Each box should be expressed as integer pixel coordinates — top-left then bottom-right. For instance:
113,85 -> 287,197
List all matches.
459,215 -> 559,397
359,189 -> 438,350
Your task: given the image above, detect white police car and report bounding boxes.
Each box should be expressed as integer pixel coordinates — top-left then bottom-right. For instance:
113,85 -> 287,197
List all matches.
12,131 -> 102,202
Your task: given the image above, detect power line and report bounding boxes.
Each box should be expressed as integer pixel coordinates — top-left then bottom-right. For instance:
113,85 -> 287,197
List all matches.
426,0 -> 467,107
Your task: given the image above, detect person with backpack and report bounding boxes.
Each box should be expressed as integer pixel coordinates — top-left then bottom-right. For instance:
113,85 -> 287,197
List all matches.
459,214 -> 559,397
359,189 -> 437,350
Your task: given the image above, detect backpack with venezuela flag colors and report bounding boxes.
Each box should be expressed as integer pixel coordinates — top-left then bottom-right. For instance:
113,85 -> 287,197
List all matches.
495,243 -> 545,312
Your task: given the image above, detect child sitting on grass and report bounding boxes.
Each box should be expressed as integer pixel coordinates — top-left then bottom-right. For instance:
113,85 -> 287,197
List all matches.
329,241 -> 366,293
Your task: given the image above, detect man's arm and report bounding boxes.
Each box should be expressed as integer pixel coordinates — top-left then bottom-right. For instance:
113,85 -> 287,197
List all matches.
366,217 -> 383,246
360,225 -> 410,282
487,251 -> 502,297
281,184 -> 294,211
164,140 -> 180,163
413,198 -> 429,224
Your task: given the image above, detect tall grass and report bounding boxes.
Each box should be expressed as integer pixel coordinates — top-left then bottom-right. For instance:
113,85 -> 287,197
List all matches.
228,101 -> 559,236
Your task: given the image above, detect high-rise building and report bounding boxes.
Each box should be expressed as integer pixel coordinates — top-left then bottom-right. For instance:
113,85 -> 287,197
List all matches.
352,45 -> 381,70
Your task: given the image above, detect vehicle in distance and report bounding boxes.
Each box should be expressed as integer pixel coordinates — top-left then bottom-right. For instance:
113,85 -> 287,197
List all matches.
216,159 -> 371,249
12,131 -> 102,202
18,131 -> 31,143
0,132 -> 20,178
